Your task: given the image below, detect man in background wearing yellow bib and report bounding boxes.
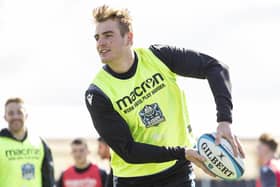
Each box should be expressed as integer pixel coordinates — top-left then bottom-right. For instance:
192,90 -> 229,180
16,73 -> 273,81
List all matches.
0,97 -> 55,187
85,5 -> 245,187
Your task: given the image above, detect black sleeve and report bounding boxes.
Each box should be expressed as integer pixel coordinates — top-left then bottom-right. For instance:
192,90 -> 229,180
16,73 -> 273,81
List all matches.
41,139 -> 56,187
105,168 -> 113,187
56,173 -> 64,187
85,85 -> 186,164
99,169 -> 107,187
149,44 -> 233,123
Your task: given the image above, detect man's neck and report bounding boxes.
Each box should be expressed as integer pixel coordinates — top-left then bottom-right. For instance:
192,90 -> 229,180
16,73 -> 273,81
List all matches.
10,128 -> 26,141
262,154 -> 275,165
75,161 -> 90,169
106,153 -> 111,160
108,49 -> 134,74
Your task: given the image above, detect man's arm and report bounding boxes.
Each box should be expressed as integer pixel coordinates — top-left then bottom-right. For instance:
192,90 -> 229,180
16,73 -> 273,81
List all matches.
105,168 -> 113,187
150,45 -> 245,158
41,139 -> 56,187
149,44 -> 232,123
99,169 -> 107,187
85,85 -> 186,164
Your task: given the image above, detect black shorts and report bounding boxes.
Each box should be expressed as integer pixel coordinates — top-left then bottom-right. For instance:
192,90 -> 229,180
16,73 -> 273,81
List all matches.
113,179 -> 195,187
113,161 -> 195,187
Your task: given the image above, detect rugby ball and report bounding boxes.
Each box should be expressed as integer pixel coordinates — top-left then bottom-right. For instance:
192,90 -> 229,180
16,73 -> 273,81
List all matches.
197,133 -> 245,180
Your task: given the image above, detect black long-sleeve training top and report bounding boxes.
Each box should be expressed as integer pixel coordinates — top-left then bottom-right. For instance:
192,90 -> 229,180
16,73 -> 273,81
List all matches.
85,44 -> 232,165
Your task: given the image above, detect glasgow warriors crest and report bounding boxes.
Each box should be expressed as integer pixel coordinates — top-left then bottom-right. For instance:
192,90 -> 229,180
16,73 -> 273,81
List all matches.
21,163 -> 35,180
139,103 -> 165,127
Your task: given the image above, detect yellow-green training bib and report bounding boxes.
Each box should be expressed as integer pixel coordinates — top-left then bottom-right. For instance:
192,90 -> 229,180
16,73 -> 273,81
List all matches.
93,48 -> 195,177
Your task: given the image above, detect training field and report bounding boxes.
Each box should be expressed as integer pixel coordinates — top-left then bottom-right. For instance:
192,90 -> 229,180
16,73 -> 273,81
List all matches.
47,138 -> 280,180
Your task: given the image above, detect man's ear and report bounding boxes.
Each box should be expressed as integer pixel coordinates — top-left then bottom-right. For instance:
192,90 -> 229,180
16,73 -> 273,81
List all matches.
127,32 -> 133,46
4,115 -> 7,122
25,113 -> 28,120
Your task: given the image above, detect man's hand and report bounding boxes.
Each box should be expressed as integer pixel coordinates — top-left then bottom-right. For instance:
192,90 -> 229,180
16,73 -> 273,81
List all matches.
185,148 -> 216,177
215,121 -> 245,158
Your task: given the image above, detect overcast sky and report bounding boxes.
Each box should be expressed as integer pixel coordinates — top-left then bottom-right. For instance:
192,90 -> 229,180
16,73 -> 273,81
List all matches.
0,0 -> 279,138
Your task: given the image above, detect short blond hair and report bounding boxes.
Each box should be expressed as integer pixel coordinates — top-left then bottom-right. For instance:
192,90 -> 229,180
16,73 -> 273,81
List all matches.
93,5 -> 132,36
5,97 -> 24,107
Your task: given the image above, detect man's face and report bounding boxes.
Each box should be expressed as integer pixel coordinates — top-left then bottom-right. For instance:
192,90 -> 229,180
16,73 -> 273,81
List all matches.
257,142 -> 271,164
71,144 -> 89,165
4,102 -> 27,133
98,141 -> 110,159
94,19 -> 132,64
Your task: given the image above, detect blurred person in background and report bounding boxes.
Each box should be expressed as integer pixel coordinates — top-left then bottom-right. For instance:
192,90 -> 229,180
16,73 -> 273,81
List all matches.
97,137 -> 110,160
0,97 -> 55,187
57,138 -> 107,187
97,137 -> 112,187
256,133 -> 280,187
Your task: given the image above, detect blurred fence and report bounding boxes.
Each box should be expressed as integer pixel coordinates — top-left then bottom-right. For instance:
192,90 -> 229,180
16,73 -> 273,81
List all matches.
196,179 -> 255,187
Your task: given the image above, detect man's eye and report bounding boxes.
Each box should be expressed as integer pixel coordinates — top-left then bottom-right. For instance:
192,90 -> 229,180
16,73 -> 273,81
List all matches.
17,111 -> 23,115
105,34 -> 112,38
94,35 -> 99,41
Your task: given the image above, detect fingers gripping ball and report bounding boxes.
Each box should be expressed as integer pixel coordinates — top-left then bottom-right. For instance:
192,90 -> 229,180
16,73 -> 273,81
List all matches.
197,133 -> 245,180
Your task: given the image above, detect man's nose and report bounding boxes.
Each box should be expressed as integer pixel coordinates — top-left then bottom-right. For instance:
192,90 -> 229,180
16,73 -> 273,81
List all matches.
12,116 -> 22,121
97,37 -> 107,47
11,113 -> 21,119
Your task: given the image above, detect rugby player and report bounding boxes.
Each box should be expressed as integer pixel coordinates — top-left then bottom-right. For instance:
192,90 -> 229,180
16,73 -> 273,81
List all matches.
97,137 -> 112,187
256,133 -> 280,187
85,5 -> 245,187
0,97 -> 55,187
57,138 -> 107,187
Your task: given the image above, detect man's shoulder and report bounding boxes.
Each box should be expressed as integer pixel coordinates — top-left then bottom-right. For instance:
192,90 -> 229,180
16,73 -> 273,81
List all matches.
134,44 -> 175,56
0,129 -> 11,145
63,165 -> 75,174
86,84 -> 100,93
86,84 -> 110,104
0,128 -> 10,138
0,129 -> 19,142
260,165 -> 276,179
260,165 -> 277,186
148,44 -> 176,54
147,44 -> 179,68
0,129 -> 43,147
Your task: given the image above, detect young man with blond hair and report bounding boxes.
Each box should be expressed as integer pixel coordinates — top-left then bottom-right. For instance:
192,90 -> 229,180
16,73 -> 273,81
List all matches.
0,97 -> 55,187
85,5 -> 245,187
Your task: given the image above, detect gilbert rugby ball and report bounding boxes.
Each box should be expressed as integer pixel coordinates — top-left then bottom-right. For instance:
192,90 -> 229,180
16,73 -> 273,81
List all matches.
197,133 -> 245,180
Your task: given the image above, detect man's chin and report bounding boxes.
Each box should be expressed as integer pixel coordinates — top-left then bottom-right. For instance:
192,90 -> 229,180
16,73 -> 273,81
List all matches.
75,160 -> 87,166
9,123 -> 24,132
100,57 -> 113,64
